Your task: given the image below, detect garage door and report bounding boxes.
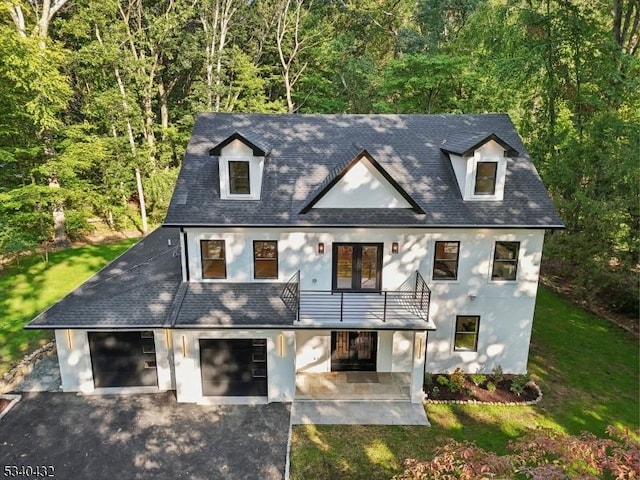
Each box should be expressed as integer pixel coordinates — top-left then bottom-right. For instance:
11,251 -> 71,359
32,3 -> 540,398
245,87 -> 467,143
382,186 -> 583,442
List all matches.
200,339 -> 267,396
88,331 -> 158,388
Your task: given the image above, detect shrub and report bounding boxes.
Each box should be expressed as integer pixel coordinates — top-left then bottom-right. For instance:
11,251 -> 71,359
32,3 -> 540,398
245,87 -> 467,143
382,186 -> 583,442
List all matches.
436,375 -> 449,387
393,426 -> 640,480
510,374 -> 530,396
449,368 -> 466,393
469,373 -> 486,387
486,381 -> 497,392
424,372 -> 433,385
491,365 -> 504,384
430,386 -> 440,399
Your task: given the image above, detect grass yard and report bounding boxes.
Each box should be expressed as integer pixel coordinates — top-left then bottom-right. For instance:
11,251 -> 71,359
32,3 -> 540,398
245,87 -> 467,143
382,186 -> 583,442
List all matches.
290,287 -> 640,480
0,238 -> 139,375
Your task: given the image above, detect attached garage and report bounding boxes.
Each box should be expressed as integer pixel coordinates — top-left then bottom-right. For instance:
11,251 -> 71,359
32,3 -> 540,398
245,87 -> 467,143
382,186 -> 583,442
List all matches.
200,339 -> 267,396
88,331 -> 158,388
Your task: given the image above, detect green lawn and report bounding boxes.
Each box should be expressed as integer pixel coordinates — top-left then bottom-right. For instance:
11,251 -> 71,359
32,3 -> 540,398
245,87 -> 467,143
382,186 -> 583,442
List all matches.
0,238 -> 139,375
290,287 -> 640,480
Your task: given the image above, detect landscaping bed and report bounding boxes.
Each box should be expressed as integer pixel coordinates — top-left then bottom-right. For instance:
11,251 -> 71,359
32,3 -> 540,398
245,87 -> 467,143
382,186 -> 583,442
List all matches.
423,369 -> 540,404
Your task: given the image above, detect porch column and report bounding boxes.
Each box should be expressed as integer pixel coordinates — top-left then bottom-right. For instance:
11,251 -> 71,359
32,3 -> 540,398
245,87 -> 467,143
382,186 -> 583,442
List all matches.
410,331 -> 427,403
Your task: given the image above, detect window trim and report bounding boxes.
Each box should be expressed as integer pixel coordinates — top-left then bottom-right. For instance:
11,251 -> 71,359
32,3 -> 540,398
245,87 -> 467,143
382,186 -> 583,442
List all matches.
200,239 -> 227,279
491,241 -> 520,281
432,240 -> 460,281
454,315 -> 480,352
474,161 -> 498,195
228,160 -> 251,195
253,240 -> 278,279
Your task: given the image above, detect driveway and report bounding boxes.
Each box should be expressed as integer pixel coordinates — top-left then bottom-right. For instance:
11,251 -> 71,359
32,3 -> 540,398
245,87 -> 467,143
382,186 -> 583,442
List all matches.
0,392 -> 290,480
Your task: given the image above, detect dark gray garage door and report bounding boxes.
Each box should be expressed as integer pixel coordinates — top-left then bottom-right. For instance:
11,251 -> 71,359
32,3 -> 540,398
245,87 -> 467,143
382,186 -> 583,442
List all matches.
88,331 -> 158,388
200,339 -> 267,396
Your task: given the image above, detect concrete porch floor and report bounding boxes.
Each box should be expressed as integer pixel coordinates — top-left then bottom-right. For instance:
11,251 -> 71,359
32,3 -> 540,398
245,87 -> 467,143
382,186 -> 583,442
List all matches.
295,372 -> 412,401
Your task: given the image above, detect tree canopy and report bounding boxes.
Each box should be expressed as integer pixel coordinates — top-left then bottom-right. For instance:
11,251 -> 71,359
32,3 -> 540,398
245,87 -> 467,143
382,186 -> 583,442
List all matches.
1,0 -> 638,315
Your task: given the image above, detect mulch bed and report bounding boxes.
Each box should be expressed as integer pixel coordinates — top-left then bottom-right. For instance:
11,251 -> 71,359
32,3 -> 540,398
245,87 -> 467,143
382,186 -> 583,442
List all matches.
424,375 -> 539,404
0,398 -> 11,414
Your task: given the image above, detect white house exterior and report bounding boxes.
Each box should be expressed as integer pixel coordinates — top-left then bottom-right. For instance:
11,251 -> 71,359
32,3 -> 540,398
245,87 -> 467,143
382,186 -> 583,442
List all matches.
28,114 -> 563,405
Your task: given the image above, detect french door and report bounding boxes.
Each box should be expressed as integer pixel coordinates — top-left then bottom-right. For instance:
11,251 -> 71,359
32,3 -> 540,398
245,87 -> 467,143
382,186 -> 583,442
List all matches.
332,243 -> 383,291
331,331 -> 378,371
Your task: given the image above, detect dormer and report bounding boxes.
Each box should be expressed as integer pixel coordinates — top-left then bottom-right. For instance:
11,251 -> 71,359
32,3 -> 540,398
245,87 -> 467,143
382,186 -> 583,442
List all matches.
210,132 -> 270,200
441,133 -> 518,202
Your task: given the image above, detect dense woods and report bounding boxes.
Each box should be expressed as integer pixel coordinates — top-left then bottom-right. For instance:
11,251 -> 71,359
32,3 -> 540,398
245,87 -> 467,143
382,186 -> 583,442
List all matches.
0,0 -> 638,316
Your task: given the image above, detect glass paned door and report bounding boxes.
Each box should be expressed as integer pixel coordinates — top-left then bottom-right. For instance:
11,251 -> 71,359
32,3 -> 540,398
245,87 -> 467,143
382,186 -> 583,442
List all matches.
336,245 -> 354,289
332,243 -> 382,291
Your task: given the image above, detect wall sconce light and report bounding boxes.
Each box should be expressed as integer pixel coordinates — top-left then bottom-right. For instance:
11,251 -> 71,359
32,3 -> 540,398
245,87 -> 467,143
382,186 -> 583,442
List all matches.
468,293 -> 477,300
317,242 -> 325,254
391,242 -> 399,254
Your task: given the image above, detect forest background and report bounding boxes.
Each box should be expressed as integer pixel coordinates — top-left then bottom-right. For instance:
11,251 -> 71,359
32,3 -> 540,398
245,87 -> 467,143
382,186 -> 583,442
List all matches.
0,0 -> 638,317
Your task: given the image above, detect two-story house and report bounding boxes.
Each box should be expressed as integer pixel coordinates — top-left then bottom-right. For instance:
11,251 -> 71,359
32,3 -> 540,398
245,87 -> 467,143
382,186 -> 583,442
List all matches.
27,114 -> 563,405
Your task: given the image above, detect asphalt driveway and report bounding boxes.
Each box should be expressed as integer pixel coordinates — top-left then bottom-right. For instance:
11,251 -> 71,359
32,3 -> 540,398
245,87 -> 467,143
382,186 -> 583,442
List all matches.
0,392 -> 290,480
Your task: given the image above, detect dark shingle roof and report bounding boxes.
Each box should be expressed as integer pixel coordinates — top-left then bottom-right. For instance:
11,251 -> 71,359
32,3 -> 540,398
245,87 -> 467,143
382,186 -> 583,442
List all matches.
165,113 -> 563,228
173,283 -> 296,327
26,228 -> 183,329
440,132 -> 519,157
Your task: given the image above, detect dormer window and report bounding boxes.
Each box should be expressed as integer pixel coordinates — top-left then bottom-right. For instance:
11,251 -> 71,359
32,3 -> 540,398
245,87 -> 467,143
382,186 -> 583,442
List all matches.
441,134 -> 517,202
229,161 -> 250,194
474,162 -> 497,195
210,132 -> 270,200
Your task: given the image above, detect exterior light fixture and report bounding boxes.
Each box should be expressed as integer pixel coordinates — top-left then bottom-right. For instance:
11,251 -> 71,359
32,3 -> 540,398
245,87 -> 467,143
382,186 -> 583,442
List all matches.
391,242 -> 399,254
318,242 -> 325,254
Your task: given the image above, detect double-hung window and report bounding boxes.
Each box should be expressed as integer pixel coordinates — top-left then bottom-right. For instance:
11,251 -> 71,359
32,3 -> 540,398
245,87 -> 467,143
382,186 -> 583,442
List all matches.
253,241 -> 278,279
474,161 -> 498,195
433,241 -> 460,280
454,315 -> 479,351
201,240 -> 226,279
229,161 -> 250,194
491,241 -> 520,280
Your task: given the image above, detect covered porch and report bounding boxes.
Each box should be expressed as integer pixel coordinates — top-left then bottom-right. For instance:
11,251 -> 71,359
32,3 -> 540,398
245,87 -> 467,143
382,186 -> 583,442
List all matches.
295,371 -> 412,401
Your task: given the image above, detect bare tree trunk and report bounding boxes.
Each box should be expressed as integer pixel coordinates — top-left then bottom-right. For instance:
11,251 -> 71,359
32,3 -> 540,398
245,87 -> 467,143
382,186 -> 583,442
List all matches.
199,0 -> 239,112
96,24 -> 148,234
276,0 -> 311,113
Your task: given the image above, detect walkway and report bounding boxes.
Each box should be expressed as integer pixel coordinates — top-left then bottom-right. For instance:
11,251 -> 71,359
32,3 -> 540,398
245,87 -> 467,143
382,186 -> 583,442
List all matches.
291,401 -> 430,425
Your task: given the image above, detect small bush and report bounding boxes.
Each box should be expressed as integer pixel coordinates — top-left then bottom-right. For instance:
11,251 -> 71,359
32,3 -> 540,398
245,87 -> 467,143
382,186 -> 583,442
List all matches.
424,372 -> 433,385
430,386 -> 440,399
449,368 -> 466,393
486,381 -> 497,392
436,375 -> 449,387
491,365 -> 504,384
510,374 -> 530,396
469,373 -> 486,387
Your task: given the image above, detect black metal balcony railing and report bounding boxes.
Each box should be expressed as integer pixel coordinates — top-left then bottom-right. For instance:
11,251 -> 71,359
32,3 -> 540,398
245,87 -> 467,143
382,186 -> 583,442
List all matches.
281,271 -> 431,324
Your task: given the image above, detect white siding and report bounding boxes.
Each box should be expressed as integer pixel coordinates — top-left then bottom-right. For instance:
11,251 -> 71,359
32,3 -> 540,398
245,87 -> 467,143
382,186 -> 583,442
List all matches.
186,227 -> 545,374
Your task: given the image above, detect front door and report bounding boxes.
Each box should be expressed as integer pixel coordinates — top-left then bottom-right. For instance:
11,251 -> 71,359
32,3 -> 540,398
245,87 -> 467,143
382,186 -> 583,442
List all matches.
331,331 -> 378,371
332,243 -> 383,291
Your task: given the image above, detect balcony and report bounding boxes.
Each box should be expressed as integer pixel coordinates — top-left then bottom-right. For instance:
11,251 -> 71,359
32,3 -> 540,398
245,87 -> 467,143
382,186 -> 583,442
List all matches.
281,271 -> 432,328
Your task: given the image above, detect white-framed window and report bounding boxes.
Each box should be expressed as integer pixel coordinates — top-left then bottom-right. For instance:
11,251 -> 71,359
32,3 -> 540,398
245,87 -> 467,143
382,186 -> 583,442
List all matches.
217,139 -> 264,200
474,161 -> 498,195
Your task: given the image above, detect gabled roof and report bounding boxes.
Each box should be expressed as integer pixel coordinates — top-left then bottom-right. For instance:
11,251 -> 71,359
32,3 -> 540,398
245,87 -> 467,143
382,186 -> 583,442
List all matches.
209,131 -> 272,156
166,114 -> 563,228
300,146 -> 424,213
440,132 -> 519,157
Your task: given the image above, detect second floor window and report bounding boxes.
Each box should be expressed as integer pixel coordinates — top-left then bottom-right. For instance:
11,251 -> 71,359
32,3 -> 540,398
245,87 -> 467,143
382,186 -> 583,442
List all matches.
491,241 -> 520,281
474,161 -> 497,195
201,240 -> 226,279
229,161 -> 250,194
254,240 -> 278,279
433,241 -> 460,280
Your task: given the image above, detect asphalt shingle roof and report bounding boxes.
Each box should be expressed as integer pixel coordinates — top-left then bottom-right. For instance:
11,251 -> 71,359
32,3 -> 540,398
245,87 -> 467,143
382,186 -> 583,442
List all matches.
26,228 -> 183,329
165,113 -> 563,228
